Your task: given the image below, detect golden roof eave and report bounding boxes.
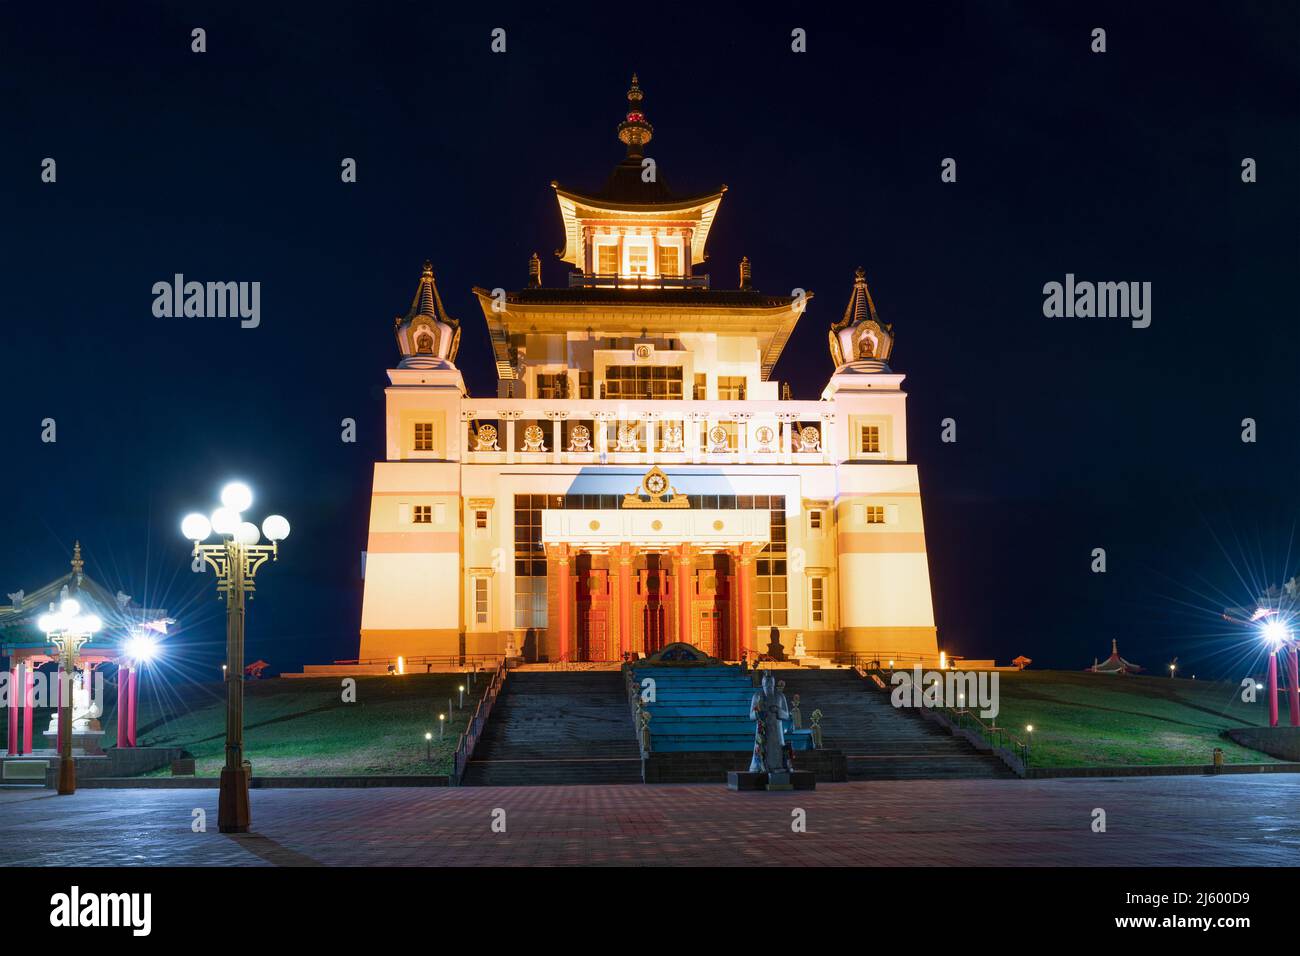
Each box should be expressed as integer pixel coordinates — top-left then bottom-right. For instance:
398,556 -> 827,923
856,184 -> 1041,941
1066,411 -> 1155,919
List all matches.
552,184 -> 726,267
472,288 -> 810,382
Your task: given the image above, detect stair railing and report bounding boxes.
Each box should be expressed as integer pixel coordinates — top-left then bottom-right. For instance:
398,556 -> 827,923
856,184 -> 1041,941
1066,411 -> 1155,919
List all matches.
451,658 -> 509,785
858,665 -> 1030,771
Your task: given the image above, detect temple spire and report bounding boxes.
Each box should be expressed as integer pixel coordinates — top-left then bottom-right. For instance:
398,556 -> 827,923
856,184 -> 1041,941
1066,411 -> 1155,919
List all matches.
617,73 -> 654,158
71,540 -> 84,584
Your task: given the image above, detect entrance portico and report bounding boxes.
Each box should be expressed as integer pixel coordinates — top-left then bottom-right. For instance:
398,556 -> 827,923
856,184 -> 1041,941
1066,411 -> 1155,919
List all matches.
542,507 -> 768,662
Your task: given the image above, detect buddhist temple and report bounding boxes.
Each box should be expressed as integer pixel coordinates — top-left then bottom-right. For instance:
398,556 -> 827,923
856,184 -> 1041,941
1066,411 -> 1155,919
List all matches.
357,77 -> 939,667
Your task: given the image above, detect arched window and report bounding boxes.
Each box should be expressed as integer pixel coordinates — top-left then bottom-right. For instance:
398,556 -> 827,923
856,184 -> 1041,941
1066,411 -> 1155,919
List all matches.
857,335 -> 875,359
415,332 -> 434,354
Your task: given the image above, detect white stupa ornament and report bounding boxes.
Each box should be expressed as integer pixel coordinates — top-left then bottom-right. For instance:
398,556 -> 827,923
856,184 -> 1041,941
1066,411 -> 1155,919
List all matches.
828,267 -> 894,373
394,261 -> 461,370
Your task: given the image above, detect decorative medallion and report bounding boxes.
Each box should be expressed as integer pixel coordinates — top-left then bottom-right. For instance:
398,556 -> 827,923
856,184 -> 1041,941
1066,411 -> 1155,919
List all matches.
622,465 -> 689,509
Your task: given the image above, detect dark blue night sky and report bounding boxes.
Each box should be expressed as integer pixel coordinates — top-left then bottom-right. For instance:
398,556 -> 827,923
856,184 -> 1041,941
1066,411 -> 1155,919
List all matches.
2,1 -> 1297,679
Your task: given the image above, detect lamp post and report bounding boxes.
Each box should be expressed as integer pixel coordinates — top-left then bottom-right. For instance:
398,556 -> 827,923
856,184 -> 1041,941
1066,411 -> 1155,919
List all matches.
425,731 -> 433,762
182,481 -> 290,834
439,713 -> 445,739
39,597 -> 102,795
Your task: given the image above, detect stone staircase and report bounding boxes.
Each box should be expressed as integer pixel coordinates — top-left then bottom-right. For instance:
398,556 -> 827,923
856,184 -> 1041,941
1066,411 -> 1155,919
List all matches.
461,672 -> 643,786
781,669 -> 1015,779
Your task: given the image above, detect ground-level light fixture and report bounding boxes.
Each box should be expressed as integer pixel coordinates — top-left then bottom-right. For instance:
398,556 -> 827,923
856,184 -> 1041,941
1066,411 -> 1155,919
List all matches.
182,480 -> 289,834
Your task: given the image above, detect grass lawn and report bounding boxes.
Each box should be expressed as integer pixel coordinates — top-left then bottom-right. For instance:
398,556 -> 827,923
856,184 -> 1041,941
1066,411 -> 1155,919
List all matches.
992,670 -> 1282,768
129,674 -> 481,776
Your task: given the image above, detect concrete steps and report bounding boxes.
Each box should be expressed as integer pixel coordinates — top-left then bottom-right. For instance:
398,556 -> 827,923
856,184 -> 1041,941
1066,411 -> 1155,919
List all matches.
780,670 -> 1015,780
462,672 -> 642,786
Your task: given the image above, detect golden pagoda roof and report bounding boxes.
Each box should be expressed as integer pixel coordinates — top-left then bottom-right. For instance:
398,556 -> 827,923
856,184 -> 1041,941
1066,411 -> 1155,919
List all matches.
551,75 -> 725,266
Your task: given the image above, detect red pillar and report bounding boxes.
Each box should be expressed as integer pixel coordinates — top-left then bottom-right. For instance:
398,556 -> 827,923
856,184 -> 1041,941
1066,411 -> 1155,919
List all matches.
1267,652 -> 1279,728
736,544 -> 755,660
674,545 -> 694,647
1288,646 -> 1300,728
55,664 -> 64,753
555,546 -> 571,663
7,666 -> 17,754
616,544 -> 634,659
127,665 -> 139,747
116,666 -> 130,748
21,666 -> 34,754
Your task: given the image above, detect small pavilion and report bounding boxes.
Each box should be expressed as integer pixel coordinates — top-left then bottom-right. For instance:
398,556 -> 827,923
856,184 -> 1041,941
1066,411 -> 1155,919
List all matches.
1,542 -> 172,756
1086,639 -> 1143,675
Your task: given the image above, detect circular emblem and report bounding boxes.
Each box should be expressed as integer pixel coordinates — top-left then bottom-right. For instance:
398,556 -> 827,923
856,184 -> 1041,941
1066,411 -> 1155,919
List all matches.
756,425 -> 774,445
589,520 -> 600,531
708,425 -> 728,445
651,519 -> 663,531
712,520 -> 724,531
645,471 -> 668,496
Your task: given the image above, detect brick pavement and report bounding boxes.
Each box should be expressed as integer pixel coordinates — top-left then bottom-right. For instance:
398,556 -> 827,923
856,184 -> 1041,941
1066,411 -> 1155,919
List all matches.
2,775 -> 1298,866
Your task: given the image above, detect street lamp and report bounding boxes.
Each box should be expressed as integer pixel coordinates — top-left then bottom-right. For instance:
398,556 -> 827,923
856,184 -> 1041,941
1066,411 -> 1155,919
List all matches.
425,731 -> 433,761
182,481 -> 289,833
439,713 -> 446,738
38,597 -> 102,795
118,630 -> 160,749
459,684 -> 465,708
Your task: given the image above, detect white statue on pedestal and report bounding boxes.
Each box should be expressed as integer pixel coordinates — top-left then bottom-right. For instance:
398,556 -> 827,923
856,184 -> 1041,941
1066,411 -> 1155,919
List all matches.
748,670 -> 790,773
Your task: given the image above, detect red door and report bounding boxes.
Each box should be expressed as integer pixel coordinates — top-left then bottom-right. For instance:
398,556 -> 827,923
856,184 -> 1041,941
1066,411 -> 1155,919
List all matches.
576,568 -> 610,661
698,609 -> 720,657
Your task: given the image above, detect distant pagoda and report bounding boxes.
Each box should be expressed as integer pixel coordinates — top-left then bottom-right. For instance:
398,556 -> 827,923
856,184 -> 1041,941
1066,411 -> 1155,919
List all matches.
1087,639 -> 1143,675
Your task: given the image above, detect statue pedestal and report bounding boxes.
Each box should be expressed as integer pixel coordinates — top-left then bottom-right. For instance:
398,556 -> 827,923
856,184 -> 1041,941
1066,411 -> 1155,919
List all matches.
42,728 -> 105,756
727,770 -> 816,792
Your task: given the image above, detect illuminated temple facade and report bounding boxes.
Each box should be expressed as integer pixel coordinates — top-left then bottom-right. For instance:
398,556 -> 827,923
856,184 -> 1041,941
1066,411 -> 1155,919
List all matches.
358,77 -> 938,666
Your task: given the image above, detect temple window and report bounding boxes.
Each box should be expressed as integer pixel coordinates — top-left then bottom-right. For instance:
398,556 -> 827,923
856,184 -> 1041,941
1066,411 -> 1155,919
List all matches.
657,245 -> 680,276
474,578 -> 489,625
693,373 -> 707,400
860,425 -> 881,454
475,510 -> 488,530
414,422 -> 435,451
717,376 -> 746,401
626,244 -> 650,276
536,373 -> 568,399
413,505 -> 433,524
809,509 -> 822,530
810,577 -> 825,625
865,505 -> 885,525
597,244 -> 619,275
755,509 -> 788,628
604,364 -> 683,400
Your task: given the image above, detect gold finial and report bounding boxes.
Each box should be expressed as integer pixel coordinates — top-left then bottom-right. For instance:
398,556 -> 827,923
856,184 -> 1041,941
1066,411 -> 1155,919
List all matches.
739,256 -> 752,290
618,73 -> 653,155
421,260 -> 434,277
71,541 -> 84,581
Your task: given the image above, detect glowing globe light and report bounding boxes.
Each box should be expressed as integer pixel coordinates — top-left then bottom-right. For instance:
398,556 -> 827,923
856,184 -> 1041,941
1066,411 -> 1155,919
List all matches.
125,633 -> 159,662
210,507 -> 240,536
79,614 -> 102,634
60,598 -> 81,617
235,522 -> 261,546
182,512 -> 212,542
221,481 -> 253,513
37,613 -> 55,633
1263,620 -> 1289,646
261,514 -> 290,542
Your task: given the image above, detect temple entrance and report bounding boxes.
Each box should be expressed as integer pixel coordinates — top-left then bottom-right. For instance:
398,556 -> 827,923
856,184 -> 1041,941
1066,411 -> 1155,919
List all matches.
576,562 -> 611,661
698,608 -> 721,657
640,561 -> 667,654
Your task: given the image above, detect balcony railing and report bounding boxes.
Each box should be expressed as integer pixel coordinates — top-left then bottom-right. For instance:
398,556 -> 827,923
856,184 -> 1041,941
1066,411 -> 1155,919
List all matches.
458,398 -> 838,465
568,272 -> 711,290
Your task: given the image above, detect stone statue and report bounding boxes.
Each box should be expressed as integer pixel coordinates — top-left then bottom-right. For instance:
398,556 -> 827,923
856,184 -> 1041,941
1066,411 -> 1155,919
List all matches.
790,693 -> 802,730
748,670 -> 791,773
6,589 -> 23,611
810,708 -> 824,749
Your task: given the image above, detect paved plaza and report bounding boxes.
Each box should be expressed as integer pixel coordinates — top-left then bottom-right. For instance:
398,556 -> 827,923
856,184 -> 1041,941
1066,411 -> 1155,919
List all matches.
2,776 -> 1298,866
